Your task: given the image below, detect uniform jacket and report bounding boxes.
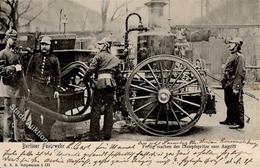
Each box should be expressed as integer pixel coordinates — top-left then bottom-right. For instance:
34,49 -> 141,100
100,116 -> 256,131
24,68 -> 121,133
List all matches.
84,51 -> 120,90
26,52 -> 61,97
222,52 -> 246,90
0,48 -> 23,97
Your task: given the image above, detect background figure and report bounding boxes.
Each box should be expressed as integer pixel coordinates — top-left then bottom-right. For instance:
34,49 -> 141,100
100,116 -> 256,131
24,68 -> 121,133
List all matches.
26,35 -> 60,141
0,27 -> 24,142
220,37 -> 245,129
83,37 -> 120,141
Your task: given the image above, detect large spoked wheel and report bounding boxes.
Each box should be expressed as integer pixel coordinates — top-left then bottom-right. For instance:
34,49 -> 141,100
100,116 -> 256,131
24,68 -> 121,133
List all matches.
61,67 -> 91,116
125,55 -> 207,136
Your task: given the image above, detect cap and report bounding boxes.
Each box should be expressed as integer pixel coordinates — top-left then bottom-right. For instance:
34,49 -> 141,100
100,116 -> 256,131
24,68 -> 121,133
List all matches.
41,36 -> 52,45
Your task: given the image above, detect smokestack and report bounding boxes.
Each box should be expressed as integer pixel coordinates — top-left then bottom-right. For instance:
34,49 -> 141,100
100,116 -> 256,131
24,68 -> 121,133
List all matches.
145,0 -> 168,29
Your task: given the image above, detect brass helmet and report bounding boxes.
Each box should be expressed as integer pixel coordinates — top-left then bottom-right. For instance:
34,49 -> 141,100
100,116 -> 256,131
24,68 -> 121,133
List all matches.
97,37 -> 112,50
228,37 -> 243,47
5,27 -> 17,39
40,35 -> 52,45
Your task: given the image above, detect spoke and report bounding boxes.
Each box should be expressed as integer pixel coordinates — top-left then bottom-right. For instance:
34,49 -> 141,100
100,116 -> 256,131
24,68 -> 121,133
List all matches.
174,91 -> 201,96
70,109 -> 74,115
71,76 -> 76,85
147,64 -> 161,88
174,79 -> 197,91
172,96 -> 200,108
142,103 -> 158,123
159,62 -> 165,87
172,67 -> 187,86
136,73 -> 158,90
166,62 -> 175,86
76,107 -> 80,112
133,100 -> 157,113
77,80 -> 82,85
130,95 -> 156,100
169,102 -> 182,128
156,104 -> 162,125
163,104 -> 169,131
68,84 -> 86,90
130,84 -> 157,94
171,100 -> 193,120
75,76 -> 82,85
78,72 -> 84,76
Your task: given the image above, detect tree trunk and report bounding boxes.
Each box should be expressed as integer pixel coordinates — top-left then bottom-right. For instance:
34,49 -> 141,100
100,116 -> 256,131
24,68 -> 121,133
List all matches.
101,0 -> 110,32
8,0 -> 18,30
14,0 -> 18,30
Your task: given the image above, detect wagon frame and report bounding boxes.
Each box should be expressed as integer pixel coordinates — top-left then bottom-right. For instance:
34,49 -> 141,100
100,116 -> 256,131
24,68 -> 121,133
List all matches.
23,12 -> 216,137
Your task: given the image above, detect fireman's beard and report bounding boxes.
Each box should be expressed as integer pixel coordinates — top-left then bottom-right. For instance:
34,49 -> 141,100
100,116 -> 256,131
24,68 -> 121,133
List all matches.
41,47 -> 51,54
9,43 -> 16,49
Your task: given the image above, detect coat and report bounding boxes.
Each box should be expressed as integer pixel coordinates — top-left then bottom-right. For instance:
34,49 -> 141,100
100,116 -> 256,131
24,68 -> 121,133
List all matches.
26,52 -> 61,97
84,51 -> 120,90
222,52 -> 246,90
0,48 -> 23,97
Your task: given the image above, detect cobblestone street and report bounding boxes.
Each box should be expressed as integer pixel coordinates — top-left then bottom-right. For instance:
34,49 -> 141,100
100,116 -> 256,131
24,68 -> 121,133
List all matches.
0,84 -> 259,142
50,84 -> 260,141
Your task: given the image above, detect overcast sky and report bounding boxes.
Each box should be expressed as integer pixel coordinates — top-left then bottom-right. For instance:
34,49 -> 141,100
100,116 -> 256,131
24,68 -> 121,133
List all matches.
70,0 -> 222,24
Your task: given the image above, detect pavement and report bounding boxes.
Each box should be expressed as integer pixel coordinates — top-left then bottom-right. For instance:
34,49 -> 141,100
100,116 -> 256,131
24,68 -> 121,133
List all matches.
51,84 -> 260,141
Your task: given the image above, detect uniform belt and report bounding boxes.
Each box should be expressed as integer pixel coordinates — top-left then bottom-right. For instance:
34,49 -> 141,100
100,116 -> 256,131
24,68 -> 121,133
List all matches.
98,73 -> 113,79
32,77 -> 47,83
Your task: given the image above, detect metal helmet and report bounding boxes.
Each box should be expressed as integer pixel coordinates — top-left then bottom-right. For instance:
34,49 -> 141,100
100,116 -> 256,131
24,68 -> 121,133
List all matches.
5,27 -> 17,39
97,37 -> 112,49
41,35 -> 52,45
228,37 -> 243,47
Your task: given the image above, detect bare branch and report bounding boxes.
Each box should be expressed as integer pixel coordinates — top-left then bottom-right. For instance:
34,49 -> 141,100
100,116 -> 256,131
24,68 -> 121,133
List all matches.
0,17 -> 9,28
101,0 -> 110,31
0,9 -> 9,15
110,0 -> 135,22
111,5 -> 145,22
111,10 -> 124,21
18,0 -> 56,28
18,0 -> 32,17
5,0 -> 13,7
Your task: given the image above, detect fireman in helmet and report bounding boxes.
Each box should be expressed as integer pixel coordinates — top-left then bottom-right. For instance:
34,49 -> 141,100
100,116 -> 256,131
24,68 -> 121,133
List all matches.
26,35 -> 61,141
0,27 -> 24,141
83,37 -> 120,141
220,37 -> 245,129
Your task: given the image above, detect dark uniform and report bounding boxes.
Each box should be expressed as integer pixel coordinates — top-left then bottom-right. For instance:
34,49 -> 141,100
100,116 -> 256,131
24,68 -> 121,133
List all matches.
221,52 -> 245,128
84,50 -> 120,141
0,47 -> 24,141
26,52 -> 61,140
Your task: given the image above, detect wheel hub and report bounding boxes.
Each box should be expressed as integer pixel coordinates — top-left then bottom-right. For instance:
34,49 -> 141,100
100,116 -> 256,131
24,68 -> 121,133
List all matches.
158,88 -> 171,104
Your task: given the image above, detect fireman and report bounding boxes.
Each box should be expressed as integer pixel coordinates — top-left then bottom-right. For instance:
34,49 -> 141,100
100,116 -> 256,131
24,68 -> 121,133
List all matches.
0,27 -> 23,142
83,37 -> 120,141
220,37 -> 245,129
26,35 -> 61,141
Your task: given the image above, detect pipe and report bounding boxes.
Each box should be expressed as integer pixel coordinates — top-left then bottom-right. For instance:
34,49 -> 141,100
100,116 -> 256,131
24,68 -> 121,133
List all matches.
27,100 -> 92,122
124,13 -> 148,70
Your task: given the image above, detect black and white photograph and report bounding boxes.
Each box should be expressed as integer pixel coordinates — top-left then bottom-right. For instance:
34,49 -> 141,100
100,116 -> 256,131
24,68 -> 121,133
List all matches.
0,0 -> 259,167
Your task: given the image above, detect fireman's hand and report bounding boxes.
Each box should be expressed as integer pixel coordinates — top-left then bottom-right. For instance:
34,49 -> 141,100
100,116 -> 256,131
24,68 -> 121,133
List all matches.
14,64 -> 22,71
233,89 -> 239,95
5,65 -> 16,75
54,91 -> 59,99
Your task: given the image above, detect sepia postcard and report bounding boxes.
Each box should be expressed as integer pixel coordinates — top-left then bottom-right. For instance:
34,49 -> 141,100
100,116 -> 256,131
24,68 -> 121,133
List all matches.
0,0 -> 259,167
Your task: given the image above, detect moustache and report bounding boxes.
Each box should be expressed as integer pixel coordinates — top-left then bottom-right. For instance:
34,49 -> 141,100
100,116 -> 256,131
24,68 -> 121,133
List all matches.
41,48 -> 49,51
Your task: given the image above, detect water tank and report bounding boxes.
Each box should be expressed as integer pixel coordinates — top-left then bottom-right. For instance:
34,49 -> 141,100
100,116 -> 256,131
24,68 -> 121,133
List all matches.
137,31 -> 175,63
